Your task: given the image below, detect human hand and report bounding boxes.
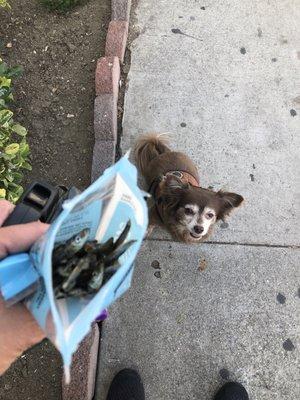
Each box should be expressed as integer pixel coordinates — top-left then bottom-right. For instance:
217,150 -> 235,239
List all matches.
0,199 -> 49,375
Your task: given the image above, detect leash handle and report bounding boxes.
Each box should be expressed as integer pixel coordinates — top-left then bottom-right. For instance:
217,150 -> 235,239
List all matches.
2,181 -> 61,226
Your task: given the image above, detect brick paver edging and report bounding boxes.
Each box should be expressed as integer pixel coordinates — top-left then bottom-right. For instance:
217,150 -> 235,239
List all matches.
91,0 -> 131,182
62,1 -> 132,399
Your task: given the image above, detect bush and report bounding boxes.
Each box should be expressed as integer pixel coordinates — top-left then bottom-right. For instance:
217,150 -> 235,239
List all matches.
0,0 -> 11,10
0,59 -> 31,203
40,0 -> 83,12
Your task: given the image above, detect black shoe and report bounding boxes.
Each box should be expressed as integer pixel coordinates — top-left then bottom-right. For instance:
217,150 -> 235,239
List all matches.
214,382 -> 249,400
106,369 -> 145,400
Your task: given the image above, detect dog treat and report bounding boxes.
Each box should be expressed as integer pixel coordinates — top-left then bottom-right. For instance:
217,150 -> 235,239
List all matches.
52,228 -> 90,265
52,221 -> 136,299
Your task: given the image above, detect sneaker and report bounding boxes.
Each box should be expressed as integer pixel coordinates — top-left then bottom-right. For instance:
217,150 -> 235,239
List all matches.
106,369 -> 145,400
214,382 -> 249,400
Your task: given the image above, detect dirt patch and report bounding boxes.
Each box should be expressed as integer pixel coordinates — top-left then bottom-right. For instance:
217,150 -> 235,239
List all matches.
0,0 -> 110,190
0,1 -> 110,398
0,340 -> 63,400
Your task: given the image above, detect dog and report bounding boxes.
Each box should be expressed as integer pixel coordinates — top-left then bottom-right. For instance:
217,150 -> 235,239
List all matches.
134,133 -> 244,243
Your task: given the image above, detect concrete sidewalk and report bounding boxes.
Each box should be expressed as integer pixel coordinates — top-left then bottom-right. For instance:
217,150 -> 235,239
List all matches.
96,1 -> 300,399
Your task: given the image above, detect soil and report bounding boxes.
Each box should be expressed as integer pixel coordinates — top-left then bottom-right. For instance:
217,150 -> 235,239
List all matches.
0,0 -> 110,190
0,340 -> 63,400
0,0 -> 110,399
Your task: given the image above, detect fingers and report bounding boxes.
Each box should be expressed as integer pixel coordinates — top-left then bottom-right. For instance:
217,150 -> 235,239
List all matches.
0,200 -> 15,226
0,221 -> 49,259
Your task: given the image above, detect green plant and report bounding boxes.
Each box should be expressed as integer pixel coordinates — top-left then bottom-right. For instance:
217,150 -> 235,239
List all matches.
40,0 -> 83,12
0,0 -> 11,10
0,58 -> 31,203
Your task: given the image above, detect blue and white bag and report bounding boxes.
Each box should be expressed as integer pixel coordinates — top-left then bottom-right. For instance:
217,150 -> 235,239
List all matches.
0,155 -> 148,379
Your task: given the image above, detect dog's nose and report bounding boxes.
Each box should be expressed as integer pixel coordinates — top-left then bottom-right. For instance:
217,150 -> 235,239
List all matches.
194,225 -> 204,234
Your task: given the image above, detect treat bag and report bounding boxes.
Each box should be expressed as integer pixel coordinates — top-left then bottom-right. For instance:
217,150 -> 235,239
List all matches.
25,155 -> 148,379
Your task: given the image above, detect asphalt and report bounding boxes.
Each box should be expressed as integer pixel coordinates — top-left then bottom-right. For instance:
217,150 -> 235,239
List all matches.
95,1 -> 300,399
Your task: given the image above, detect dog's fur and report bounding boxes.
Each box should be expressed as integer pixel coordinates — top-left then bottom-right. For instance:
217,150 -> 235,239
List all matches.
134,133 -> 244,243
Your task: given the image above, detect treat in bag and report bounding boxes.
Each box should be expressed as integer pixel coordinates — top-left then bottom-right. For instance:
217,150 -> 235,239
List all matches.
17,155 -> 147,380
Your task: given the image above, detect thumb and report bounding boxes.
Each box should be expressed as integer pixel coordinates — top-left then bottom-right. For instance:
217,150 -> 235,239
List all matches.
0,221 -> 49,259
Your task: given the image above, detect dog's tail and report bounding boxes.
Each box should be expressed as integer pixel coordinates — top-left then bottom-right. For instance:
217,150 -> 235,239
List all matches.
134,133 -> 171,175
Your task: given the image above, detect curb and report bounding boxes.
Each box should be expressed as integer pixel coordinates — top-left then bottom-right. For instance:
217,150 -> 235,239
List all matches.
62,324 -> 99,400
91,0 -> 130,182
112,0 -> 131,21
95,56 -> 120,98
105,21 -> 129,63
62,1 -> 132,400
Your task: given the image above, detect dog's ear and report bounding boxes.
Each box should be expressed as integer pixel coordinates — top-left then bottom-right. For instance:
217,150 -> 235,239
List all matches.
217,191 -> 244,220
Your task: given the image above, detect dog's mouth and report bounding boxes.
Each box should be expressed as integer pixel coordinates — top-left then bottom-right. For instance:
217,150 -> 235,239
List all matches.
189,232 -> 203,240
169,224 -> 206,243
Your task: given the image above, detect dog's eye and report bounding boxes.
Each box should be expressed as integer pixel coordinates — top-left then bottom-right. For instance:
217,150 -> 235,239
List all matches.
206,212 -> 214,219
185,207 -> 194,216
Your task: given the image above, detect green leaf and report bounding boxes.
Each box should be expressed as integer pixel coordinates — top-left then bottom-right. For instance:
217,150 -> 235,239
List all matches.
7,182 -> 24,202
5,143 -> 19,155
12,124 -> 27,136
0,87 -> 10,99
0,152 -> 13,161
7,191 -> 20,204
6,172 -> 14,182
0,0 -> 11,10
0,188 -> 6,198
2,178 -> 8,188
0,76 -> 11,88
19,142 -> 30,157
0,62 -> 8,76
22,161 -> 32,171
0,88 -> 11,103
14,185 -> 23,198
7,181 -> 19,189
10,159 -> 23,168
0,109 -> 13,124
0,130 -> 7,139
11,171 -> 23,183
7,65 -> 23,78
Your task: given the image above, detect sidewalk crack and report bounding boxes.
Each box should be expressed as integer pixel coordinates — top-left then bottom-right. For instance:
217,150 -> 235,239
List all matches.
146,237 -> 299,249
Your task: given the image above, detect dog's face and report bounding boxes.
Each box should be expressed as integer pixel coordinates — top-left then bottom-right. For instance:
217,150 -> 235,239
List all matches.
159,175 -> 243,243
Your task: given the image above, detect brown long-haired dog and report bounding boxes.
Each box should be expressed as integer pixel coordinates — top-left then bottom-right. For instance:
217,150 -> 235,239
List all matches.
134,133 -> 244,243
